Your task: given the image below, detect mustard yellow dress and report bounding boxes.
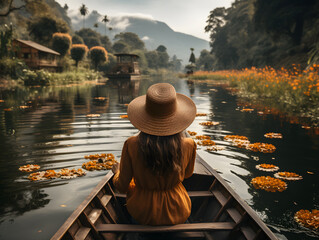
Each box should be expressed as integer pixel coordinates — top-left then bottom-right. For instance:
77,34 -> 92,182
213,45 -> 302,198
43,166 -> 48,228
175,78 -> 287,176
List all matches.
113,136 -> 196,225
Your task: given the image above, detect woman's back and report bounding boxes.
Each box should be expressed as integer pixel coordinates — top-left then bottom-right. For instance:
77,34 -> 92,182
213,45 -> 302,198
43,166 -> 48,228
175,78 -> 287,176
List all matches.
112,83 -> 197,225
113,135 -> 196,225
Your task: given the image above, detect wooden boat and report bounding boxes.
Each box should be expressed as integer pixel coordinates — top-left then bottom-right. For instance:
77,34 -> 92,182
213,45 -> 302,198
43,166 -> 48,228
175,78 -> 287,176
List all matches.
51,153 -> 278,240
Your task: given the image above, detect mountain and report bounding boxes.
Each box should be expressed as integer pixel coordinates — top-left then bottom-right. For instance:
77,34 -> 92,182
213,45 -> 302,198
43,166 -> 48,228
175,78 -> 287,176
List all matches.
70,11 -> 210,64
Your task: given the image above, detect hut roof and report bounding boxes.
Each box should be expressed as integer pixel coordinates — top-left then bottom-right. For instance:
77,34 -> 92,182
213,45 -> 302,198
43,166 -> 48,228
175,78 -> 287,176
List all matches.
15,39 -> 60,55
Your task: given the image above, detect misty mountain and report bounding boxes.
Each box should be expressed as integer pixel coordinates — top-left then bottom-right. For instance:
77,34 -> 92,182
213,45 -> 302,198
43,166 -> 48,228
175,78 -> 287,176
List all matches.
71,11 -> 210,64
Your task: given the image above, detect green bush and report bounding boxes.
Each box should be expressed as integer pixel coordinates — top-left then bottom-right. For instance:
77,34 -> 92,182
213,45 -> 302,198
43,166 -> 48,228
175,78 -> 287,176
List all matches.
22,69 -> 52,86
0,57 -> 27,79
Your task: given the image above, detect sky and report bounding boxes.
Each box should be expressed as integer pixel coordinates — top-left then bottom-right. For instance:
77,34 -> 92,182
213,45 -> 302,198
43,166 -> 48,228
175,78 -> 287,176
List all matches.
56,0 -> 233,41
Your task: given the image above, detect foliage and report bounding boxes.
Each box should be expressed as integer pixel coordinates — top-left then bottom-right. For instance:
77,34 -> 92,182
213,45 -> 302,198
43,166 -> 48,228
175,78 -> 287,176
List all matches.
72,34 -> 84,44
0,23 -> 13,58
75,28 -> 111,52
84,36 -> 101,49
112,41 -> 129,54
189,48 -> 196,64
1,0 -> 71,41
190,65 -> 319,124
89,46 -> 108,70
52,32 -> 72,56
0,57 -> 27,78
145,51 -> 159,69
97,53 -> 116,73
70,44 -> 88,67
114,32 -> 145,51
156,45 -> 167,53
205,0 -> 319,70
21,68 -> 101,86
169,55 -> 182,72
22,69 -> 52,86
28,16 -> 69,45
196,50 -> 215,71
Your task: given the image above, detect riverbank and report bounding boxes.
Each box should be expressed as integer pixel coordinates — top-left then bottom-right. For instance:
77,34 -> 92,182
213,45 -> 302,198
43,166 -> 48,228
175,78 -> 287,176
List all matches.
189,66 -> 319,127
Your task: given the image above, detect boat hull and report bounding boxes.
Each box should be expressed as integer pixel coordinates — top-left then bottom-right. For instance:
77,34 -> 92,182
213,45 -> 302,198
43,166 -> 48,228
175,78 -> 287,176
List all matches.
51,154 -> 278,240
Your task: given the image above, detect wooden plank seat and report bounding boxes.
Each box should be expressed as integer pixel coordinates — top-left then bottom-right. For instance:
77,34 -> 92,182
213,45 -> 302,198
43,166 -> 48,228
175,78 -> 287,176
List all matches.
115,191 -> 214,199
96,222 -> 235,233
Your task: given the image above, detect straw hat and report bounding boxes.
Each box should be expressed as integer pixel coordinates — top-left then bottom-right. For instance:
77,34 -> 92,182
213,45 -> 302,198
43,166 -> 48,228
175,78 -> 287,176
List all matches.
127,83 -> 196,136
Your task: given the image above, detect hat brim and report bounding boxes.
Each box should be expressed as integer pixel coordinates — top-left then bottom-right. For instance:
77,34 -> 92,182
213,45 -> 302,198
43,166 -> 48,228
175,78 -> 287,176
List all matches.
127,93 -> 196,136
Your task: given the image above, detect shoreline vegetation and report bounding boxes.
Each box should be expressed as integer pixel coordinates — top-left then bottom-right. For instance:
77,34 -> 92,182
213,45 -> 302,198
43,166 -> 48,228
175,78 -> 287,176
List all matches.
188,65 -> 319,128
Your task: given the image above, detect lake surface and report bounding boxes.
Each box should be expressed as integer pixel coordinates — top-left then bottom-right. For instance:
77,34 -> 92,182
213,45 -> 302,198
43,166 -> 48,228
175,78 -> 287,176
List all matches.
0,77 -> 318,240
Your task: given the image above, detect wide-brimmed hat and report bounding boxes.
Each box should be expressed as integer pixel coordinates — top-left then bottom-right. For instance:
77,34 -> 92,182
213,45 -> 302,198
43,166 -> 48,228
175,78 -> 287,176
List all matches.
127,83 -> 196,136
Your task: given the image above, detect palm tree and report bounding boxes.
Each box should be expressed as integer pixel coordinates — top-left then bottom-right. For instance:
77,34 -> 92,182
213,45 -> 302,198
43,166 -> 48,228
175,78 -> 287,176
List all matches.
79,4 -> 89,29
101,15 -> 109,37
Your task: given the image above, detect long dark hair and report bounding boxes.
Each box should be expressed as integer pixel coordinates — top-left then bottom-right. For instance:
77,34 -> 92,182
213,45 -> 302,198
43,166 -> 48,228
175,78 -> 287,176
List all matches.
138,131 -> 183,176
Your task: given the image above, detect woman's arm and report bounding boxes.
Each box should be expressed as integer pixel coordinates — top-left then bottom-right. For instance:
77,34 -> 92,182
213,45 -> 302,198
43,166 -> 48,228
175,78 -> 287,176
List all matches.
112,140 -> 133,193
185,139 -> 196,179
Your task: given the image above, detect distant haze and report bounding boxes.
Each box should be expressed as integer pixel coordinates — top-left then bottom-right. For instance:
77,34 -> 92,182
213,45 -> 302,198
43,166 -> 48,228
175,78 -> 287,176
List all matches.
71,11 -> 210,63
56,0 -> 233,41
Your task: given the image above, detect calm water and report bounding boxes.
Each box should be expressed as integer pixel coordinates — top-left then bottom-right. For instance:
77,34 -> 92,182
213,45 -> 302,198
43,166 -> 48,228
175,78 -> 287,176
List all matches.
0,77 -> 318,240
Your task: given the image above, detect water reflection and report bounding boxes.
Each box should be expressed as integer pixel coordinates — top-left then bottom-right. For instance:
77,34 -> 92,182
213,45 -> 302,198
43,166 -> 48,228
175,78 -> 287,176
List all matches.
0,78 -> 318,240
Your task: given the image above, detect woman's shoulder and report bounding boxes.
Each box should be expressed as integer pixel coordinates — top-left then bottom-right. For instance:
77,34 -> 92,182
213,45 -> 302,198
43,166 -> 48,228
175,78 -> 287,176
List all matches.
125,135 -> 139,145
182,137 -> 196,148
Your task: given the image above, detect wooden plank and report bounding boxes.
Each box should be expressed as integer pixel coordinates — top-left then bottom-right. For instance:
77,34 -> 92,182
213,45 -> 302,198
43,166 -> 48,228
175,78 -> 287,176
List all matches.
88,209 -> 102,225
241,226 -> 257,240
74,227 -> 91,240
96,222 -> 235,233
188,191 -> 214,197
115,191 -> 214,199
226,208 -> 242,224
51,172 -> 114,240
211,189 -> 228,206
195,155 -> 278,240
100,195 -> 112,206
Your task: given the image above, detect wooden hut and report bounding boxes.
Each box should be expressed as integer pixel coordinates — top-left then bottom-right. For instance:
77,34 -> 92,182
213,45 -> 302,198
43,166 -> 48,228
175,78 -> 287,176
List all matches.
107,53 -> 140,80
12,39 -> 60,71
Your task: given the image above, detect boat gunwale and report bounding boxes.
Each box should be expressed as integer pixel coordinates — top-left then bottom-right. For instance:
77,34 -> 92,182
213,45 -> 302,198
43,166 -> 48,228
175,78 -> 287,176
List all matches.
195,153 -> 278,239
50,171 -> 114,240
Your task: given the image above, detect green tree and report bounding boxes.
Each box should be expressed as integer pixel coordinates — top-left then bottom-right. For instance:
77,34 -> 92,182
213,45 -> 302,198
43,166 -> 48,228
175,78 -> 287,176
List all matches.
79,4 -> 89,29
254,0 -> 317,45
145,51 -> 159,69
189,48 -> 196,64
0,23 -> 13,58
197,50 -> 215,71
169,55 -> 182,72
156,46 -> 169,68
156,45 -> 167,53
72,34 -> 84,44
71,44 -> 88,67
28,16 -> 69,45
100,36 -> 112,52
112,41 -> 129,53
89,46 -> 108,70
52,32 -> 72,56
114,32 -> 145,51
84,36 -> 101,49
